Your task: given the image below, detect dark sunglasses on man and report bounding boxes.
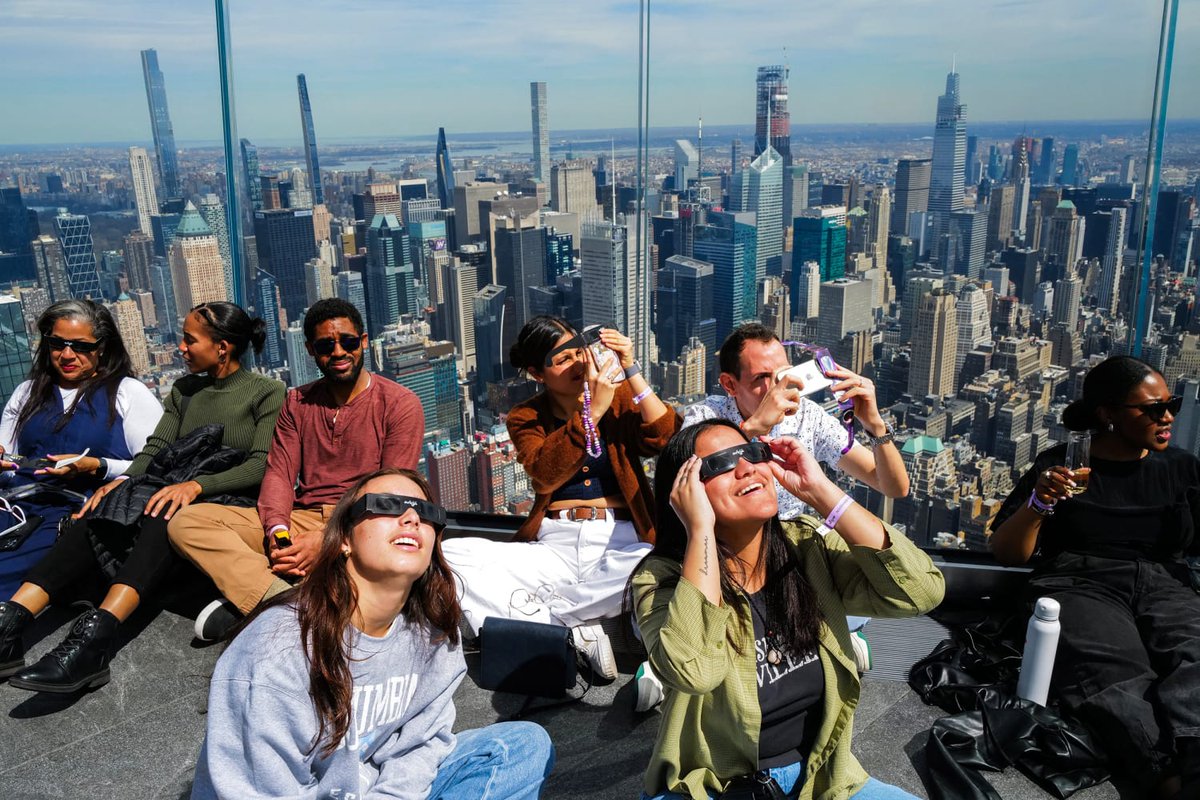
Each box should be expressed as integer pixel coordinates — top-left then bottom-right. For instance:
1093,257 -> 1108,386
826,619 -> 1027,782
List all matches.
1114,395 -> 1183,422
348,493 -> 447,532
45,336 -> 103,354
698,440 -> 776,482
311,333 -> 363,356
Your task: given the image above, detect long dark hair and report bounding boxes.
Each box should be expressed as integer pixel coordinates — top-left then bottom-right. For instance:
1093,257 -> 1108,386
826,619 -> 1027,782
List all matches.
247,468 -> 460,757
190,301 -> 268,360
1062,356 -> 1156,431
509,314 -> 576,375
649,420 -> 822,657
15,300 -> 136,436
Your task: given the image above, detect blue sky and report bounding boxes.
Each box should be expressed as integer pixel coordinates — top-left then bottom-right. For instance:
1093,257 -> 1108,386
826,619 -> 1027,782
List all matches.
2,0 -> 1197,146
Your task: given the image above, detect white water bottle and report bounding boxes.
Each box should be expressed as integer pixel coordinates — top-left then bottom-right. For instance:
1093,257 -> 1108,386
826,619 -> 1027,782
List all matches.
1016,597 -> 1061,706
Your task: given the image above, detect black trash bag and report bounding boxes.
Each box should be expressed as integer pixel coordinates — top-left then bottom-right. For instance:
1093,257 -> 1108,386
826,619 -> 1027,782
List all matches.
909,617 -> 1109,799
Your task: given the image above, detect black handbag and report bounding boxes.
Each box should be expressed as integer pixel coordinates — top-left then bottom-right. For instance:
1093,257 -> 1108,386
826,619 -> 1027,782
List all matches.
479,617 -> 578,698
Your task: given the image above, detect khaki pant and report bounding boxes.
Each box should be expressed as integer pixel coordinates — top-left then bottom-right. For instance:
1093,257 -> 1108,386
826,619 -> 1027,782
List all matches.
167,503 -> 334,614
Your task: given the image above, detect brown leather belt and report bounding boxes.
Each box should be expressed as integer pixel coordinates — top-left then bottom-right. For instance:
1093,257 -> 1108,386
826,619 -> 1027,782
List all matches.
546,506 -> 633,522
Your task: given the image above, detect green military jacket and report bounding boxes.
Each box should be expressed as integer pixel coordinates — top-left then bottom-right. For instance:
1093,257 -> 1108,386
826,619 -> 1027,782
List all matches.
632,518 -> 945,800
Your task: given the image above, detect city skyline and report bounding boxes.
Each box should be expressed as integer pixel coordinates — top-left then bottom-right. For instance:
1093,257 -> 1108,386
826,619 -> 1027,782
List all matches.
2,0 -> 1197,146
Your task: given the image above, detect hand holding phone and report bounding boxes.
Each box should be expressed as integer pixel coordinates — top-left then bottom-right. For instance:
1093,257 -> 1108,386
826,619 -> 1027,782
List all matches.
774,360 -> 833,397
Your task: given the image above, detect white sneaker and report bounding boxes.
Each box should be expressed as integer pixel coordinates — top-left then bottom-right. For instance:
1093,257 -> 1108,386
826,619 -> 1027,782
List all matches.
572,623 -> 617,680
634,660 -> 664,712
850,629 -> 872,673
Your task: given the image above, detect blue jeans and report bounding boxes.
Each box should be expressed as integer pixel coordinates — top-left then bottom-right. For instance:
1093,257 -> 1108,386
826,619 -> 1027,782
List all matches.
643,767 -> 919,800
430,721 -> 555,800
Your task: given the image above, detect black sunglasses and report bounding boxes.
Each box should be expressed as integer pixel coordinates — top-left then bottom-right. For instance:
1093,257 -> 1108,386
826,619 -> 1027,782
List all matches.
348,493 -> 447,532
1115,395 -> 1183,421
45,335 -> 103,354
698,440 -> 774,482
311,333 -> 363,356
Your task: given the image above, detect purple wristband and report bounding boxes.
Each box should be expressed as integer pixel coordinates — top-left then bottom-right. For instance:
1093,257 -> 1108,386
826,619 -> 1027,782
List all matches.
1027,490 -> 1056,515
823,494 -> 854,530
632,387 -> 653,405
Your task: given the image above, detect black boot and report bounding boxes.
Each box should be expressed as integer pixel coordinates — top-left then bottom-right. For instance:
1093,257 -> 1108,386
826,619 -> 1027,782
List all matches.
9,608 -> 118,693
0,600 -> 33,678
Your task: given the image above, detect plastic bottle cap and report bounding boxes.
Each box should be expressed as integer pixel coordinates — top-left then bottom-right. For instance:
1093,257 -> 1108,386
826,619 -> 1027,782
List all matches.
1033,597 -> 1061,622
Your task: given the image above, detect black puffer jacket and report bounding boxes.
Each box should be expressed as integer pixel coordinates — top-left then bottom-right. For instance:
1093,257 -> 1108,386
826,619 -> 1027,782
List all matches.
86,424 -> 257,577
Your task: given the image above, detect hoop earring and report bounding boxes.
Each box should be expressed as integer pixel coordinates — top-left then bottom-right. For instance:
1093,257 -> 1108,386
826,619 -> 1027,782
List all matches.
1106,422 -> 1114,432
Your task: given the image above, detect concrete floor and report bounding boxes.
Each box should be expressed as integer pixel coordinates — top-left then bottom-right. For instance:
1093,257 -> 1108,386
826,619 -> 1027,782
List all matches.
0,605 -> 1123,800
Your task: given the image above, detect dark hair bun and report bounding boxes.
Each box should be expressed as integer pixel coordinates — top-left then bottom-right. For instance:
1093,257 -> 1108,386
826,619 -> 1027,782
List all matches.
1061,399 -> 1094,432
249,318 -> 268,356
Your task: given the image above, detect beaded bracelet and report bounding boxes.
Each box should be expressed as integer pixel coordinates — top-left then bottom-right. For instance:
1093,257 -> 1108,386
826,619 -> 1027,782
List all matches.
580,382 -> 603,457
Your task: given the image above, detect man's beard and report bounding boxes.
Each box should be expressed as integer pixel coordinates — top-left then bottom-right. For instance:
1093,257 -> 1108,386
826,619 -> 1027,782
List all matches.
319,354 -> 364,384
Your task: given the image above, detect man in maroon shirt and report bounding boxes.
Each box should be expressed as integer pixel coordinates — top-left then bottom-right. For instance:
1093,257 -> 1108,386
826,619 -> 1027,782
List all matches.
168,299 -> 425,640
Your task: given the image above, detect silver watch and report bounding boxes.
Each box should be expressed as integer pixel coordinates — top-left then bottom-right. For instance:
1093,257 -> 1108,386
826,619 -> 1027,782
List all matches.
865,424 -> 895,449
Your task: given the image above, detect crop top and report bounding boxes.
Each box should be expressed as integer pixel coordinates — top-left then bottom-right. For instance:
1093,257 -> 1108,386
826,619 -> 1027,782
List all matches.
550,434 -> 622,502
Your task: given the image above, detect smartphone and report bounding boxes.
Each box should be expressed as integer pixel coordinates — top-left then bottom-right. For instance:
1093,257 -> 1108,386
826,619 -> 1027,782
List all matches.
580,325 -> 626,383
774,359 -> 833,397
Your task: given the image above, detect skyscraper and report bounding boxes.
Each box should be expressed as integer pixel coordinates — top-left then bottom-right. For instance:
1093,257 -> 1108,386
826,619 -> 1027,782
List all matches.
296,74 -> 324,206
530,82 -> 549,184
954,283 -> 990,373
255,269 -> 284,368
148,258 -> 178,340
198,194 -> 233,298
494,224 -> 547,333
794,261 -> 821,320
436,128 -> 455,211
550,161 -> 598,217
986,184 -> 1016,251
792,206 -> 847,287
728,146 -> 783,279
31,235 -> 71,303
944,210 -> 986,278
364,214 -> 414,337
169,202 -> 227,313
1011,138 -> 1032,239
928,70 -> 967,251
890,159 -> 931,238
754,65 -> 790,164
241,138 -> 263,212
908,288 -> 958,398
1098,207 -> 1129,316
694,211 -> 756,347
1060,144 -> 1080,186
284,322 -> 321,387
0,295 -> 32,406
112,294 -> 151,375
1044,200 -> 1084,270
674,140 -> 699,192
0,187 -> 39,283
580,221 -> 626,330
128,147 -> 159,237
654,255 -> 715,375
1037,137 -> 1056,186
140,49 -> 180,198
441,258 -> 478,379
253,208 -> 317,322
473,284 -> 508,389
53,212 -> 102,299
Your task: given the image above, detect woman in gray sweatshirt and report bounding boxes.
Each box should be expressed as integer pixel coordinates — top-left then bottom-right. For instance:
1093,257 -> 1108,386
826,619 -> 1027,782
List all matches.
191,467 -> 555,800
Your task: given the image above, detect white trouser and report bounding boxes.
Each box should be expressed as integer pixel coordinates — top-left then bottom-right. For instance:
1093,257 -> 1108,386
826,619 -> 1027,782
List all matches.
441,515 -> 650,637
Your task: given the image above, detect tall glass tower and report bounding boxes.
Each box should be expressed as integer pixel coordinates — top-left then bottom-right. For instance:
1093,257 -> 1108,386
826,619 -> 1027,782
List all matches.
0,295 -> 32,407
929,70 -> 967,254
53,212 -> 102,299
436,128 -> 455,211
754,65 -> 790,163
296,74 -> 324,206
140,49 -> 181,198
530,82 -> 549,184
241,138 -> 263,211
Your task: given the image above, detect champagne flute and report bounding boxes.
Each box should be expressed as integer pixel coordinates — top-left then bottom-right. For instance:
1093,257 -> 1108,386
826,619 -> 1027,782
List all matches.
1065,431 -> 1091,496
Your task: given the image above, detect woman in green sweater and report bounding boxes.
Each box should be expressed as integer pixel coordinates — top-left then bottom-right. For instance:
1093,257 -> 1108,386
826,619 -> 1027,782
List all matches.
0,302 -> 284,694
633,420 -> 944,800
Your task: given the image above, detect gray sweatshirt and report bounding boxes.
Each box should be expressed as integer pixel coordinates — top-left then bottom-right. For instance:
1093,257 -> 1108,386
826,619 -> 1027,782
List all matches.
191,605 -> 466,800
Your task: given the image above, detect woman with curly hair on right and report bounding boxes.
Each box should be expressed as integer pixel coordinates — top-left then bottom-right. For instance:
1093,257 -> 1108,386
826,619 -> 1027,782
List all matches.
191,467 -> 555,800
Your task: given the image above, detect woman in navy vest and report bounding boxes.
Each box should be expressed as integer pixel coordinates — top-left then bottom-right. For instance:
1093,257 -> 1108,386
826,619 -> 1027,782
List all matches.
0,300 -> 162,597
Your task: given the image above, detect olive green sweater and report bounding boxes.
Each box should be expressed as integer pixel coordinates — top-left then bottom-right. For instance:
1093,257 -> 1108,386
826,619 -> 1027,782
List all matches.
126,368 -> 285,496
632,518 -> 945,800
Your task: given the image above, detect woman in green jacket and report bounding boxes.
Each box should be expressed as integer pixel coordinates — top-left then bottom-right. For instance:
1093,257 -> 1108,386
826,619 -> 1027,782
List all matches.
632,419 -> 944,800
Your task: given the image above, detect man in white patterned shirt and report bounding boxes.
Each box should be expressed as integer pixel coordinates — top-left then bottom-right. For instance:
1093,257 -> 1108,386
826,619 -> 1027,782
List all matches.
682,323 -> 910,520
